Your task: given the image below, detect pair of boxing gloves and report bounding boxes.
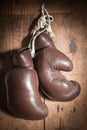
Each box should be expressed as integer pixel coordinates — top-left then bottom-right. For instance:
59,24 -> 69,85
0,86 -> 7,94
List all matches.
5,31 -> 81,120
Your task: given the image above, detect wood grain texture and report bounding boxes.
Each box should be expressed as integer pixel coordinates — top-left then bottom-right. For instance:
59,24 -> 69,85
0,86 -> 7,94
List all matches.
0,0 -> 87,130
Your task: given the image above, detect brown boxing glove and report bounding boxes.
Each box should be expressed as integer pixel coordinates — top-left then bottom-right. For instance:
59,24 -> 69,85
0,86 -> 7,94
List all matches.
34,32 -> 81,101
5,48 -> 48,120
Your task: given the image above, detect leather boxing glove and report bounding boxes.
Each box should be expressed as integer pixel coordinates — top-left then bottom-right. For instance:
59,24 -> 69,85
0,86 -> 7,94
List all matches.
34,32 -> 81,101
5,48 -> 48,120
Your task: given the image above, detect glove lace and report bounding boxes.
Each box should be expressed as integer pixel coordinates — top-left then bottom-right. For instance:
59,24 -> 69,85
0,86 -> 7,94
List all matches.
28,3 -> 54,58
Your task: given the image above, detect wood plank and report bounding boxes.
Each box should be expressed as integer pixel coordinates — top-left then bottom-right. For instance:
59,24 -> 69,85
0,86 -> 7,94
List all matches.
0,0 -> 87,130
45,75 -> 86,130
0,1 -> 45,130
1,0 -> 87,15
45,4 -> 87,130
0,111 -> 44,130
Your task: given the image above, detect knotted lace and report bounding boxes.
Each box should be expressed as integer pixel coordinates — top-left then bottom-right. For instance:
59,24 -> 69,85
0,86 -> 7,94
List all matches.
28,4 -> 55,58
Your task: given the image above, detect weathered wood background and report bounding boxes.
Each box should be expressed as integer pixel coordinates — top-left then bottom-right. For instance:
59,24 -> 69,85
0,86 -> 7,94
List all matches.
0,0 -> 87,130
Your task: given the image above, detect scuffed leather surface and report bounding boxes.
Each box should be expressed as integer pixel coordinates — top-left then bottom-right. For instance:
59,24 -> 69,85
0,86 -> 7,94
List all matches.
34,32 -> 81,101
5,48 -> 48,120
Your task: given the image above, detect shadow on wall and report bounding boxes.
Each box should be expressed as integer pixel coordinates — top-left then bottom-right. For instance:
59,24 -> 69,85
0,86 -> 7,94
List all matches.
0,50 -> 18,114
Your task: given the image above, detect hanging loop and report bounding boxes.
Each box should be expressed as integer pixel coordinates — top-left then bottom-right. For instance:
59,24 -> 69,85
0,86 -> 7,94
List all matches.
28,3 -> 55,58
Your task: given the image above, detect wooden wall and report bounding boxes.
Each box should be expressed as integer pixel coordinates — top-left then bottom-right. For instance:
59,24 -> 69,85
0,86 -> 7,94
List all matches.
0,0 -> 87,130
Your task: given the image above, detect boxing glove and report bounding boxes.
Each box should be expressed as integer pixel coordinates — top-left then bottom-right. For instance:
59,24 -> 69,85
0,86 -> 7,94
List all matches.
34,32 -> 81,101
5,48 -> 48,120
